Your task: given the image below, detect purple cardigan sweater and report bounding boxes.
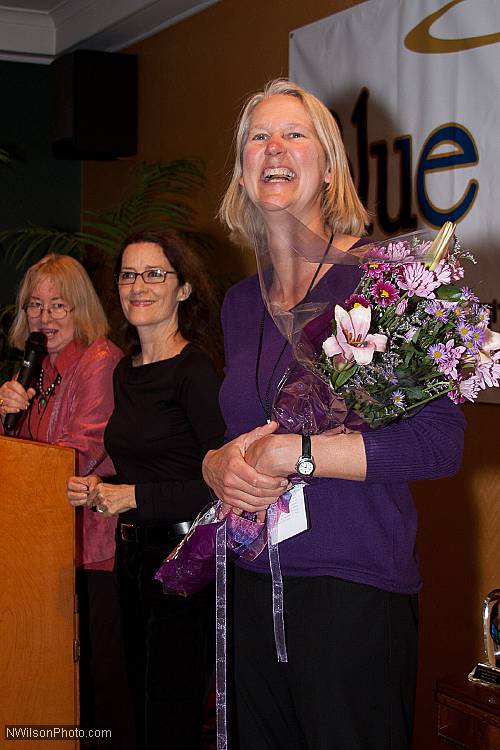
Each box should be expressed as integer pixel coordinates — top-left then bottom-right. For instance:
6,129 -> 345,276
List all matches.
219,266 -> 466,594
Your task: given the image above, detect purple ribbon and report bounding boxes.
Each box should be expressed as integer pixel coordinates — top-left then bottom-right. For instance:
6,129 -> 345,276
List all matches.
266,502 -> 288,663
156,496 -> 296,747
213,495 -> 292,748
215,521 -> 228,750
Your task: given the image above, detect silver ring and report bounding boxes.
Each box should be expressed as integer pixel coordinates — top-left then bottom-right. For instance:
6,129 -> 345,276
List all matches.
96,506 -> 106,514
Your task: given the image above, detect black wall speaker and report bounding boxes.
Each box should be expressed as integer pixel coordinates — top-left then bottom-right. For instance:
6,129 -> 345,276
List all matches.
50,50 -> 138,160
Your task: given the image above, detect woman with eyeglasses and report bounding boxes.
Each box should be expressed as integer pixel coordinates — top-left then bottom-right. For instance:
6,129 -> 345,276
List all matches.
67,231 -> 226,750
0,254 -> 131,749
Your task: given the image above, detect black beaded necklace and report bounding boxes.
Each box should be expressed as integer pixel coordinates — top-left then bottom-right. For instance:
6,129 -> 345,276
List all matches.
255,234 -> 333,421
25,367 -> 62,440
36,368 -> 62,413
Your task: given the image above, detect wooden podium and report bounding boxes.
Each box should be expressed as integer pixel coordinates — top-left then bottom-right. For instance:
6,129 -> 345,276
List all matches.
0,435 -> 78,748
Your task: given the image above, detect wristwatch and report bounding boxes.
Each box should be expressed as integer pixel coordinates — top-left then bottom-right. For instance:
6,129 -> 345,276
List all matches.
295,435 -> 315,477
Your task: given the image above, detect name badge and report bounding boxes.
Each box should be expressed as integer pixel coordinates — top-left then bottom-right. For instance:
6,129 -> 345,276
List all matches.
271,482 -> 308,544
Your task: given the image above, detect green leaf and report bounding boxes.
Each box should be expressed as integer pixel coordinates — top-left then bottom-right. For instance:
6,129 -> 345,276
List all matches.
78,159 -> 207,257
335,363 -> 358,387
405,387 -> 429,401
0,226 -> 85,268
435,284 -> 463,301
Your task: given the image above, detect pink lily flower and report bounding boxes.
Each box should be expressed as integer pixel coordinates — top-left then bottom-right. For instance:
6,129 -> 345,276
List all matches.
322,305 -> 388,366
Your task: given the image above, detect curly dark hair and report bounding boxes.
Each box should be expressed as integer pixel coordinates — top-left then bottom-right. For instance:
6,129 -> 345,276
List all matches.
116,230 -> 223,369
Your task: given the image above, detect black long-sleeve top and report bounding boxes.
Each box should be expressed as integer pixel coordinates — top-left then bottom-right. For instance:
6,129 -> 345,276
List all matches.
104,343 -> 225,525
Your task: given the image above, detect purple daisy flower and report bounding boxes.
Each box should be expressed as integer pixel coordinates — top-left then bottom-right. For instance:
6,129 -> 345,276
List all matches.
344,293 -> 371,310
428,343 -> 448,367
392,390 -> 406,409
470,327 -> 486,346
456,320 -> 474,340
463,338 -> 479,354
371,280 -> 399,307
425,301 -> 449,323
460,287 -> 480,303
472,305 -> 490,326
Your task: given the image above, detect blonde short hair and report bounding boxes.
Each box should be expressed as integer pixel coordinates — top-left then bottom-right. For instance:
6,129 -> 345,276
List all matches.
219,78 -> 368,249
9,254 -> 108,349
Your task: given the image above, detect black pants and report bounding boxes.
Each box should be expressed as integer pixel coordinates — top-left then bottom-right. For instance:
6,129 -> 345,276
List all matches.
232,568 -> 418,750
114,534 -> 215,750
77,569 -> 135,750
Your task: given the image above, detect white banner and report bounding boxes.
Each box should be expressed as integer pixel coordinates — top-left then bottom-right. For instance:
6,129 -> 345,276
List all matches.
290,0 -> 500,401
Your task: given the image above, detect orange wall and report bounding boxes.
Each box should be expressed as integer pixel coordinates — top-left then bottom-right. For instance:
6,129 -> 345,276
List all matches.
82,2 -> 500,748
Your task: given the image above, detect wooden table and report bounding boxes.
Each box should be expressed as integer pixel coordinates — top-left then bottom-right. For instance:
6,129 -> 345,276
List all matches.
436,674 -> 500,749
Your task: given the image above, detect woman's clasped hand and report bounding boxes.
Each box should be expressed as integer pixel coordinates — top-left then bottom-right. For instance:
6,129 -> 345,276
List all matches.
67,474 -> 137,515
203,420 -> 289,515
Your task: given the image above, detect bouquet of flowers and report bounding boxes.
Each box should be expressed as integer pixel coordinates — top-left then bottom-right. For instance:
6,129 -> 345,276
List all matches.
315,222 -> 500,428
157,220 -> 500,602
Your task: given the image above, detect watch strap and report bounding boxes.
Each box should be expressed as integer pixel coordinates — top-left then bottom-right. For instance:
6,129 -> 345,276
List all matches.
302,434 -> 311,459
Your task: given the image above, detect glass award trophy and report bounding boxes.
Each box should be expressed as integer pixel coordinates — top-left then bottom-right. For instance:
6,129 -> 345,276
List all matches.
469,589 -> 500,687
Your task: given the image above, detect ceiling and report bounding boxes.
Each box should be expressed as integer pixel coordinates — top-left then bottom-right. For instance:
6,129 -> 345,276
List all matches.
0,0 -> 220,64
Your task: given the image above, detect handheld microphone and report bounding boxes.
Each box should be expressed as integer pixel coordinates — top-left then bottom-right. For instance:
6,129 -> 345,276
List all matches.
4,331 -> 47,434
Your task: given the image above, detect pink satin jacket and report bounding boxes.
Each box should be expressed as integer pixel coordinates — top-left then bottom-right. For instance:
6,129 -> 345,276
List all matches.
2,336 -> 122,568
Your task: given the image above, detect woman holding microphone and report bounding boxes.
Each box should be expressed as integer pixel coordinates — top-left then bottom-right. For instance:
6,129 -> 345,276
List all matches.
0,253 -> 130,748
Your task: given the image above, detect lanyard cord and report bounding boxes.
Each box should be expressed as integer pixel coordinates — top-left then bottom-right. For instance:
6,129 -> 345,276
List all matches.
254,234 -> 333,421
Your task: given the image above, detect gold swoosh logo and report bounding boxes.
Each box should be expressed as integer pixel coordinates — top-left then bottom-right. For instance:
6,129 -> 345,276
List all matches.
405,0 -> 500,54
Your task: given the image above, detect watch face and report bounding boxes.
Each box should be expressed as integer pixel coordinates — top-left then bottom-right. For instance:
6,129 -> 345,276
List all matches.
297,458 -> 315,476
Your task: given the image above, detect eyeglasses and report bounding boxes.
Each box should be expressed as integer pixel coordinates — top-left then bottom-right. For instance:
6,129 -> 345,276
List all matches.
24,302 -> 74,320
115,269 -> 177,285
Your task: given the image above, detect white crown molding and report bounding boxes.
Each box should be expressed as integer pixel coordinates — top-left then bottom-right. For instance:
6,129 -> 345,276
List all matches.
51,0 -> 159,52
0,7 -> 55,63
71,0 -> 221,54
53,0 -> 220,55
0,0 -> 220,64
